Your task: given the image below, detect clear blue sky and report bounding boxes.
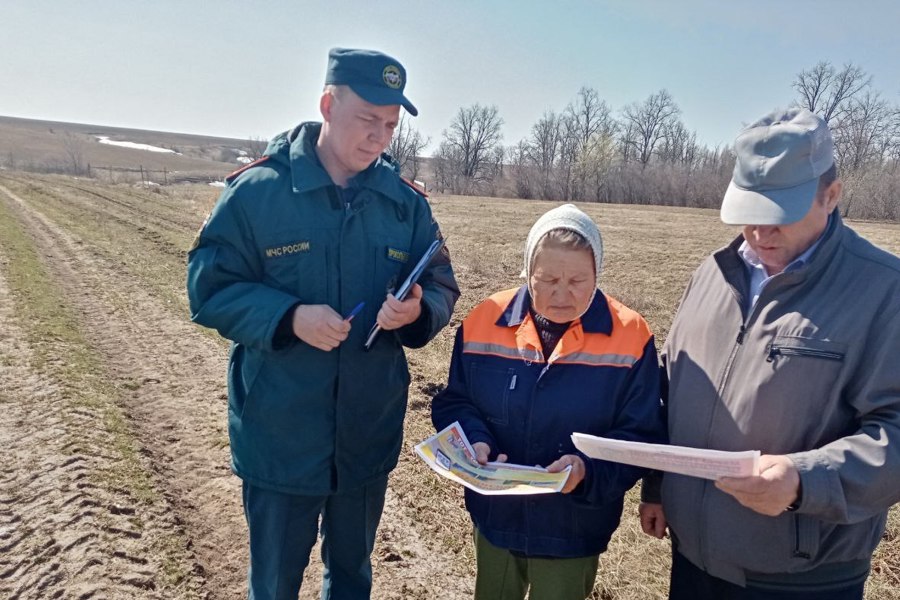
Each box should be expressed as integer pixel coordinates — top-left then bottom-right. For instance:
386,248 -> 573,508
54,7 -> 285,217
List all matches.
3,0 -> 899,152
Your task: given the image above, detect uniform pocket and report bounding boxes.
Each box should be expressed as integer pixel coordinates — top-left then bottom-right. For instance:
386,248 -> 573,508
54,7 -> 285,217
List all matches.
372,238 -> 409,297
261,232 -> 331,304
469,365 -> 515,425
229,345 -> 264,419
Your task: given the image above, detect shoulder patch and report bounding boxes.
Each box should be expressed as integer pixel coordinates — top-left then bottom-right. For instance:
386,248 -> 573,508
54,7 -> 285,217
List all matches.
400,177 -> 428,198
225,156 -> 271,183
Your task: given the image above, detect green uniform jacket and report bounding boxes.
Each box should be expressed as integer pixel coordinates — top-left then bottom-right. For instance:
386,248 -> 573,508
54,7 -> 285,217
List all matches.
187,122 -> 459,495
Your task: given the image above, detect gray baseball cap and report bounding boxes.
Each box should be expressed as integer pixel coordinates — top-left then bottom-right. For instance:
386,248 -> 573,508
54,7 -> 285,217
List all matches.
720,107 -> 834,225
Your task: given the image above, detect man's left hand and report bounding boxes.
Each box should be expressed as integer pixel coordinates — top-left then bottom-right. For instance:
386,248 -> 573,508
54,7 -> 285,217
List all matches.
715,454 -> 800,516
546,454 -> 585,494
377,283 -> 423,330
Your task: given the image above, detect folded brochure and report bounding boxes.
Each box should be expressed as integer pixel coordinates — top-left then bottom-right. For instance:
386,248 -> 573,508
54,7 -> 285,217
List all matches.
415,422 -> 570,495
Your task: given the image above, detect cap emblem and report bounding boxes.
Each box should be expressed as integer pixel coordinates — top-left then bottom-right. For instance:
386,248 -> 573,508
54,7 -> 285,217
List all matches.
383,65 -> 402,89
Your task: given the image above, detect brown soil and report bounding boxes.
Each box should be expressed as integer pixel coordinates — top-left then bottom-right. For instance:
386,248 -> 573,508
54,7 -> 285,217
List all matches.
0,176 -> 473,599
1,173 -> 897,600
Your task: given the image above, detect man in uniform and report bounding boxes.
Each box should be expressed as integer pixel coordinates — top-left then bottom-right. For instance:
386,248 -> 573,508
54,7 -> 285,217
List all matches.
187,48 -> 459,600
639,108 -> 900,599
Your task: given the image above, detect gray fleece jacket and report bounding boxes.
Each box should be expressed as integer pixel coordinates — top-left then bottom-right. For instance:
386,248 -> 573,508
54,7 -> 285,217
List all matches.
657,213 -> 900,586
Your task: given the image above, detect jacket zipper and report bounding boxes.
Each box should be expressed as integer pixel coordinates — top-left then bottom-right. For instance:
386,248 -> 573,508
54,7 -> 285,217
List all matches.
698,322 -> 746,567
766,345 -> 844,362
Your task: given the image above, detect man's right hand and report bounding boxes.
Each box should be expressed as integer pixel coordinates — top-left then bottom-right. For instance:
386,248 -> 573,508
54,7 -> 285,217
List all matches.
291,304 -> 351,351
639,502 -> 668,539
472,442 -> 507,466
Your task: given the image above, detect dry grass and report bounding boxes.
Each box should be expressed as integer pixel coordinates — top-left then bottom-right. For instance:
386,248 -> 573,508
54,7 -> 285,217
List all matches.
2,172 -> 898,598
410,195 -> 900,600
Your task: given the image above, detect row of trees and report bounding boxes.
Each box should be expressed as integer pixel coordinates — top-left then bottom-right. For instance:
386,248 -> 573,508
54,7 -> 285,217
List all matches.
417,61 -> 900,220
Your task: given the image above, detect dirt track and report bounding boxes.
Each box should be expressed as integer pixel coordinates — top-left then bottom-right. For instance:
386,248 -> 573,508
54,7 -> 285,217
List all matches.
2,173 -> 897,600
0,176 -> 474,599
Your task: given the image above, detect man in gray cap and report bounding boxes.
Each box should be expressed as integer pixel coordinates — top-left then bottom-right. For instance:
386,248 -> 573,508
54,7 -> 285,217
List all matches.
638,107 -> 900,599
187,48 -> 458,599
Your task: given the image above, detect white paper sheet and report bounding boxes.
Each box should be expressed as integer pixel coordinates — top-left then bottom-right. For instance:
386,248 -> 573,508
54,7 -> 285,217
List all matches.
571,433 -> 759,480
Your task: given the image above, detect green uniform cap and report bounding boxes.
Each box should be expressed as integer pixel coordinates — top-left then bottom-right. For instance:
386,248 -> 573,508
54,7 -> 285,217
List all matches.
324,47 -> 418,116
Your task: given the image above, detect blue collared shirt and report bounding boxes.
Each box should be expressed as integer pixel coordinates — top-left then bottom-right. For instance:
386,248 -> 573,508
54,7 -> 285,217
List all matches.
738,215 -> 832,311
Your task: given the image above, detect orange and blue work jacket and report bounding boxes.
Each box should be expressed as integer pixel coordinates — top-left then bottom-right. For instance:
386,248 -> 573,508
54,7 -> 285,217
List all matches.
432,285 -> 666,558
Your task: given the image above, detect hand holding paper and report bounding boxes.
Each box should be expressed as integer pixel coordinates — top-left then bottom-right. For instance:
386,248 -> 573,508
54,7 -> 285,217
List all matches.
472,441 -> 507,465
415,422 -> 571,495
715,454 -> 800,516
377,283 -> 423,330
365,238 -> 445,350
546,454 -> 586,494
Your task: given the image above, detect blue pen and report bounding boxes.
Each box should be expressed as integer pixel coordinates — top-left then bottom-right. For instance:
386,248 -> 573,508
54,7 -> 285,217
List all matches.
344,301 -> 365,321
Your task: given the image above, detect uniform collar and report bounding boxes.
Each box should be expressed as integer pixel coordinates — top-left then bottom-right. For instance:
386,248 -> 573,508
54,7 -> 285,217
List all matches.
286,122 -> 407,205
496,285 -> 613,335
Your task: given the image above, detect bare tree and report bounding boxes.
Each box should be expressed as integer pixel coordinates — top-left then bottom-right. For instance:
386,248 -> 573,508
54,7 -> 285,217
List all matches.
389,114 -> 430,180
60,131 -> 87,175
555,115 -> 581,200
577,130 -> 617,202
432,140 -> 464,194
242,136 -> 268,160
440,103 -> 504,191
528,110 -> 564,198
835,91 -> 893,171
565,87 -> 616,199
621,90 -> 681,166
507,140 -> 537,199
658,120 -> 699,169
565,87 -> 616,156
793,61 -> 871,123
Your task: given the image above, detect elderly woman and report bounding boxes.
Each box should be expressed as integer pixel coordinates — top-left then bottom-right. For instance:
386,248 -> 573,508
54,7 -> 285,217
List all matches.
431,204 -> 666,600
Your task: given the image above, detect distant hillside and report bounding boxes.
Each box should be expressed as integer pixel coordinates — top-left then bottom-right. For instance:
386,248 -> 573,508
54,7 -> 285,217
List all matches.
0,116 -> 265,183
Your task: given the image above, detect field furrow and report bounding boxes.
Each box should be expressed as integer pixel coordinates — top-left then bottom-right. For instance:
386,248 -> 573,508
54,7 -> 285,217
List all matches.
1,172 -> 897,600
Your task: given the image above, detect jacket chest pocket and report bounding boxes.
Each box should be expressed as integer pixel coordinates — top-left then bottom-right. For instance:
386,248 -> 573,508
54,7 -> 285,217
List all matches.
758,335 -> 846,413
371,238 -> 410,298
765,336 -> 846,368
261,235 -> 332,305
469,365 -> 517,426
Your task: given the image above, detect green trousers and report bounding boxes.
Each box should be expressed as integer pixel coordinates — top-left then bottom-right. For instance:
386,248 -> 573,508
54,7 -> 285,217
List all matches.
474,528 -> 600,600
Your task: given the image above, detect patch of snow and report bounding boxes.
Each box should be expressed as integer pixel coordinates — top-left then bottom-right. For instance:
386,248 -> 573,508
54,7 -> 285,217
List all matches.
236,156 -> 254,164
95,136 -> 182,155
208,181 -> 227,188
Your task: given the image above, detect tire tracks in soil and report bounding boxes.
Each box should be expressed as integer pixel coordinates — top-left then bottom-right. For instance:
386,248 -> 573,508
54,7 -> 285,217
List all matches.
1,179 -> 473,600
1,183 -> 227,598
0,231 -> 177,596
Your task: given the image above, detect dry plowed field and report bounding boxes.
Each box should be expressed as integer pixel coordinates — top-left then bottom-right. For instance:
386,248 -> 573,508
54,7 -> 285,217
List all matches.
1,173 -> 897,599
